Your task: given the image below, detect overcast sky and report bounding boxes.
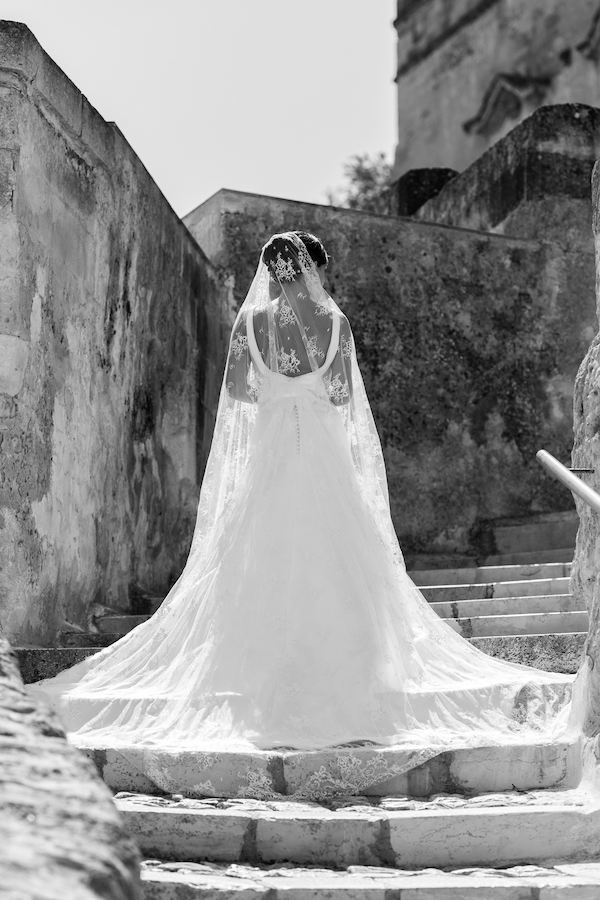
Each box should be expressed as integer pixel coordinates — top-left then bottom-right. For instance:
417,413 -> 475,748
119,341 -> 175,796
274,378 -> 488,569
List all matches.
3,1 -> 398,217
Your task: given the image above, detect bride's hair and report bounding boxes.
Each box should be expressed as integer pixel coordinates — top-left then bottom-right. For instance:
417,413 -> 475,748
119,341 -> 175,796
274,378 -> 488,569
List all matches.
262,231 -> 329,283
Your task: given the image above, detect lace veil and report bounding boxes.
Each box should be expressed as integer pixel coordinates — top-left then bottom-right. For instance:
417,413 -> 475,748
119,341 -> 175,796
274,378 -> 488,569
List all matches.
188,231 -> 403,575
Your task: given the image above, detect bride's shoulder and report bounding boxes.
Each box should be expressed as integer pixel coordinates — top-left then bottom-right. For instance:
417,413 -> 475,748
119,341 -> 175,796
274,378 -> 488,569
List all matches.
332,308 -> 352,335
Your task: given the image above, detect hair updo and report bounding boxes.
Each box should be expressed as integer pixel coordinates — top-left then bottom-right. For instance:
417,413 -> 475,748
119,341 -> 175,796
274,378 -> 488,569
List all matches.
262,231 -> 329,283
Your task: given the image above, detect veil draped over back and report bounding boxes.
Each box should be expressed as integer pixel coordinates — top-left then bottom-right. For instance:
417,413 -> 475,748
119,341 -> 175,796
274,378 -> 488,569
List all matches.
188,231 -> 403,580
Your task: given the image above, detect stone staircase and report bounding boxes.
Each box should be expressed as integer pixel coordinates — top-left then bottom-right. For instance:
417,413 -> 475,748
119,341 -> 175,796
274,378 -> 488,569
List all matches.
412,554 -> 586,674
20,544 -> 600,895
17,549 -> 585,683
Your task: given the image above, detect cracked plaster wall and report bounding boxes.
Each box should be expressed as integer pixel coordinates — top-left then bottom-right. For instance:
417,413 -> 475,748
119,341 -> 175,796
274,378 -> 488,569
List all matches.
0,22 -> 229,644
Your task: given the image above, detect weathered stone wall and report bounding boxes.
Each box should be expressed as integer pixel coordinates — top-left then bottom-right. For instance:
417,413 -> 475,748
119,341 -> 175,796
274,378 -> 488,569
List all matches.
415,105 -> 600,252
0,636 -> 140,897
0,22 -> 229,644
185,189 -> 595,565
393,0 -> 600,181
572,160 -> 600,746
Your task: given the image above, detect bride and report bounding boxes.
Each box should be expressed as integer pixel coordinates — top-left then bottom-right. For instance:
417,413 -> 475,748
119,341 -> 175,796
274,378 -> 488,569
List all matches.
29,231 -> 574,798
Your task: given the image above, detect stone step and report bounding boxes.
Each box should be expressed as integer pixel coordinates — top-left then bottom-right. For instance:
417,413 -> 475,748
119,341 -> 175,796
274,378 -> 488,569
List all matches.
470,633 -> 585,674
114,782 -> 598,871
482,547 -> 575,567
58,631 -> 118,648
18,628 -> 585,685
420,576 -> 571,603
430,592 -> 582,619
17,647 -> 98,683
140,858 -> 600,898
443,610 -> 589,638
410,561 -> 572,587
85,734 -> 579,799
96,614 -> 150,634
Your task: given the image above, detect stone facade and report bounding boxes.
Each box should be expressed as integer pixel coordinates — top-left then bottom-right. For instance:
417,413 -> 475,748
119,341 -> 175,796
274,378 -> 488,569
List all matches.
414,104 -> 600,252
185,188 -> 595,566
571,160 -> 600,757
0,636 -> 140,897
393,0 -> 600,180
0,23 -> 230,645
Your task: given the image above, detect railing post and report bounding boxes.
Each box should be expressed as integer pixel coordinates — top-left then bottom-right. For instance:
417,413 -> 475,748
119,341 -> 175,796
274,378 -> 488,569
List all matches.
536,450 -> 600,514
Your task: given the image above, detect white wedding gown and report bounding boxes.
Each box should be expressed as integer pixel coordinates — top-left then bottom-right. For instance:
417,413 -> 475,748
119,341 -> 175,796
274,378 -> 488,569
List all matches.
29,235 -> 575,799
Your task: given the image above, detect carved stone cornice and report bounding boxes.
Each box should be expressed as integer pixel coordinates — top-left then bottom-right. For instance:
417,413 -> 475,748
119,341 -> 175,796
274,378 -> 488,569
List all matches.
463,73 -> 551,137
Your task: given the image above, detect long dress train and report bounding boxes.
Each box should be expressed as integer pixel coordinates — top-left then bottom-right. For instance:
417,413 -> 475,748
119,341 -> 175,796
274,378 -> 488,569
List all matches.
29,234 -> 575,799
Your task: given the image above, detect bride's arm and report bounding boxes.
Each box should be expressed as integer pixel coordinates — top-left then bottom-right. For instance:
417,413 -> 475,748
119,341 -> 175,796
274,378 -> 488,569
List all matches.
225,317 -> 255,403
326,314 -> 353,406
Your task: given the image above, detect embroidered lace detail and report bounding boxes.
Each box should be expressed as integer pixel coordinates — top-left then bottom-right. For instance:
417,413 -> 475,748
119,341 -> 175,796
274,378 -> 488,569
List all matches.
247,379 -> 262,402
277,302 -> 296,327
342,337 -> 353,359
328,374 -> 350,403
290,749 -> 441,801
272,250 -> 297,282
315,298 -> 332,317
305,333 -> 325,360
230,333 -> 249,360
277,347 -> 301,375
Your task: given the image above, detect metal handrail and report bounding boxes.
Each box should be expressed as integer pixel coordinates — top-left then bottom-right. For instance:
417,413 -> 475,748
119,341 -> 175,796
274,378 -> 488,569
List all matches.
536,449 -> 600,514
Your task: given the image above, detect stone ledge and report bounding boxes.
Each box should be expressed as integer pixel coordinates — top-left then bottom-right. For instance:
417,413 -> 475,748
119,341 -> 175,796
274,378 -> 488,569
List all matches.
141,858 -> 600,899
117,786 -> 600,870
83,735 -> 580,800
0,637 -> 140,897
17,646 -> 98,682
414,104 -> 600,247
470,633 -> 585,674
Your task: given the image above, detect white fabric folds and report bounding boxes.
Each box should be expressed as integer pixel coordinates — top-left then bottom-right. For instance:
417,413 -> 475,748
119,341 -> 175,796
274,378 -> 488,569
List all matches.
29,232 -> 576,799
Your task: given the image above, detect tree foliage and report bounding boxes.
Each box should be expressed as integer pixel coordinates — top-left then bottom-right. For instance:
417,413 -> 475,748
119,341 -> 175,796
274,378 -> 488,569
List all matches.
326,152 -> 392,214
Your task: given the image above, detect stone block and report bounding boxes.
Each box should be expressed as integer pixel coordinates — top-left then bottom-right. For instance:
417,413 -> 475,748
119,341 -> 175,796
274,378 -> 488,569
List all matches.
255,806 -> 384,868
370,738 -> 579,797
387,803 -> 600,869
415,104 -> 600,250
446,610 -> 589,638
86,746 -> 284,798
17,647 -> 98,683
1,636 -> 139,897
0,334 -> 27,395
85,748 -> 163,795
470,633 -> 585,673
120,801 -> 255,864
389,167 -> 458,216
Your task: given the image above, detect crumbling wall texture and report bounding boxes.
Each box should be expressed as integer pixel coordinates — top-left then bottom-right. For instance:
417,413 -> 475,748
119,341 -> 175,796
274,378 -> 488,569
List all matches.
0,22 -> 229,644
415,104 -> 600,253
572,160 -> 600,739
0,636 -> 140,897
185,189 -> 596,564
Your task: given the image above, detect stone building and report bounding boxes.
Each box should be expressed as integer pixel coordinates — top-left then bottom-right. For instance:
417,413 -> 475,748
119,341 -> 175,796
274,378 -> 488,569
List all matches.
0,18 -> 598,653
393,0 -> 600,180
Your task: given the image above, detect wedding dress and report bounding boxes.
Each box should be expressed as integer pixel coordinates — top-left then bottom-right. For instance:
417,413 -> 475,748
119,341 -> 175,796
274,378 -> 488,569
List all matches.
29,232 -> 575,799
